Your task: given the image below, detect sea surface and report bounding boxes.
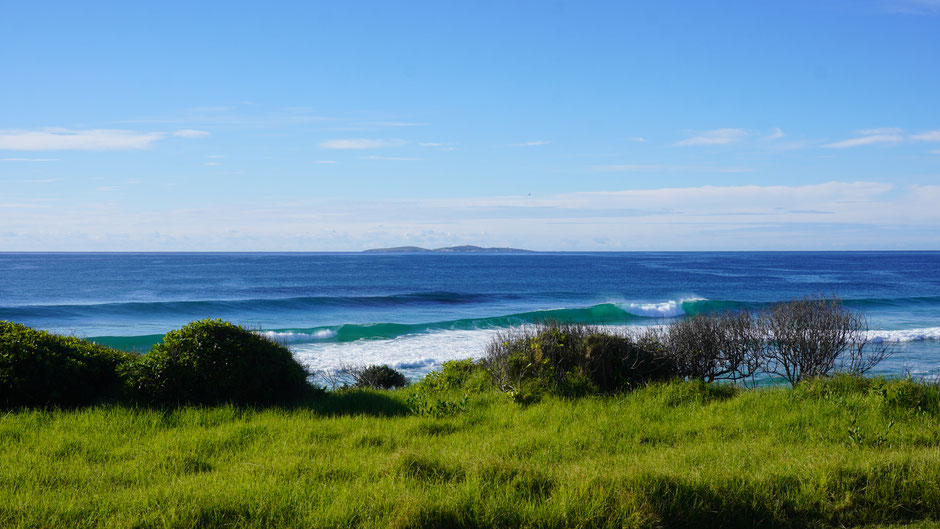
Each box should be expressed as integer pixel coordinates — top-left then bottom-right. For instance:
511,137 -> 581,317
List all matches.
1,252 -> 938,380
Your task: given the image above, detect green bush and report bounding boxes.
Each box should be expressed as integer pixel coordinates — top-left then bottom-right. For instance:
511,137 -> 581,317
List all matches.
414,359 -> 492,393
0,321 -> 136,407
354,364 -> 408,390
122,319 -> 310,405
484,322 -> 676,399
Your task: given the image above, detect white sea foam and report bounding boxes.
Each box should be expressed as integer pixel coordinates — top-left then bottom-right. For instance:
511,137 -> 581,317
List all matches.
290,328 -> 500,377
865,327 -> 940,343
619,297 -> 704,318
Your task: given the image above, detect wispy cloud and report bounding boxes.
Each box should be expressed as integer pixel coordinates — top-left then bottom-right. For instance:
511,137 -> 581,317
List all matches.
173,129 -> 210,138
628,137 -> 646,143
511,140 -> 551,147
592,164 -> 751,173
207,154 -> 225,159
883,0 -> 940,14
593,164 -> 665,172
313,160 -> 337,164
364,121 -> 428,127
0,128 -> 165,151
676,128 -> 748,146
319,138 -> 407,150
7,181 -> 934,251
1,157 -> 58,162
825,128 -> 905,148
766,128 -> 785,141
911,130 -> 940,142
360,155 -> 421,161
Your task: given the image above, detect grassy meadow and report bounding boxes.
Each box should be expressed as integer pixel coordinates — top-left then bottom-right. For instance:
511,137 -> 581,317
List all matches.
2,377 -> 940,529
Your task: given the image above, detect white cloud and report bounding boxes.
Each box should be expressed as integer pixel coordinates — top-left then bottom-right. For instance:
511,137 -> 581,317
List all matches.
884,0 -> 940,14
0,128 -> 164,150
360,155 -> 421,161
206,162 -> 220,166
207,154 -> 225,159
930,149 -> 940,155
629,137 -> 646,142
592,164 -> 750,173
319,138 -> 407,150
3,181 -> 937,250
766,128 -> 785,141
825,128 -> 905,148
366,121 -> 428,127
911,130 -> 940,142
676,128 -> 748,146
173,129 -> 210,138
511,140 -> 551,147
418,142 -> 442,147
1,157 -> 58,162
593,164 -> 665,172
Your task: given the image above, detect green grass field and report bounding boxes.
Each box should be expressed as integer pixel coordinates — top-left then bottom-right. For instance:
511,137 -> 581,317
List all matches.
2,378 -> 939,528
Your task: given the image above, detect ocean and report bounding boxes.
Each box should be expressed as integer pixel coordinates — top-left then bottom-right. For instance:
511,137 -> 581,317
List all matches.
1,252 -> 938,380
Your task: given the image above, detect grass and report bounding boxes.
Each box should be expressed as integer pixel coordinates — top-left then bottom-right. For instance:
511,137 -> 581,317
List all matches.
1,379 -> 939,528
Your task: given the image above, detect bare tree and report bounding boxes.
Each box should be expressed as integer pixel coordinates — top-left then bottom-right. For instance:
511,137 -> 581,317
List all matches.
758,294 -> 892,386
661,310 -> 761,383
839,313 -> 893,377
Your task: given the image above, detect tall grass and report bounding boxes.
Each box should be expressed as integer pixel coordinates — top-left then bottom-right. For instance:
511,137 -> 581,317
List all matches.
2,377 -> 939,528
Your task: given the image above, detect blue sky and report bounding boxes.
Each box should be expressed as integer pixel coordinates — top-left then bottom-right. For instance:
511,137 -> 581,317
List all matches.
1,0 -> 938,251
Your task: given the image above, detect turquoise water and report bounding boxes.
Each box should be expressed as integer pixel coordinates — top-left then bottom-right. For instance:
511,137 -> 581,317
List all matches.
1,252 -> 938,379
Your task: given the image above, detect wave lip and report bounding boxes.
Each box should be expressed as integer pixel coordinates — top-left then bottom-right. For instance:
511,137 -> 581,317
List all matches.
261,329 -> 338,343
619,298 -> 705,318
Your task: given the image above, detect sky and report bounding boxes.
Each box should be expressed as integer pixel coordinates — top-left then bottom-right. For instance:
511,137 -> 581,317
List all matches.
1,0 -> 938,251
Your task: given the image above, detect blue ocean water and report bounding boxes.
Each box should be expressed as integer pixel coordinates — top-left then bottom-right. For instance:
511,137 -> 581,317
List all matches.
1,252 -> 938,379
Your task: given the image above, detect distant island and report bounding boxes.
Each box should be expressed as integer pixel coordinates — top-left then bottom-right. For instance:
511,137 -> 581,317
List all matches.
363,245 -> 534,254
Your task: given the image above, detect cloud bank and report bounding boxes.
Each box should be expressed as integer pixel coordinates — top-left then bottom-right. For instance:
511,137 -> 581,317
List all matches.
2,181 -> 937,251
0,128 -> 165,150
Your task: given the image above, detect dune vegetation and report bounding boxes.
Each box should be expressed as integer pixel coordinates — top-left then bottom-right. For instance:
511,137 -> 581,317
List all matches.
1,297 -> 938,528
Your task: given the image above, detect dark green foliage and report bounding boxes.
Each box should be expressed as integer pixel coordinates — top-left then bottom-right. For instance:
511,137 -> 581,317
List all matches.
582,333 -> 676,391
122,319 -> 310,405
0,321 -> 136,407
485,322 -> 676,399
354,364 -> 408,390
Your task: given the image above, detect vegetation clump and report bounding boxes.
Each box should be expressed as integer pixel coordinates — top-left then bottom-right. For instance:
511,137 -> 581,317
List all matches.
352,364 -> 409,390
413,359 -> 492,393
121,319 -> 310,405
0,321 -> 135,407
485,295 -> 893,400
484,321 -> 676,400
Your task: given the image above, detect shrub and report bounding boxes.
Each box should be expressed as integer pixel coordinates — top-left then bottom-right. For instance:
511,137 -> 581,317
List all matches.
0,321 -> 136,407
661,311 -> 761,383
484,321 -> 675,398
414,359 -> 492,393
122,319 -> 310,405
582,332 -> 676,391
353,364 -> 408,390
759,294 -> 892,386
